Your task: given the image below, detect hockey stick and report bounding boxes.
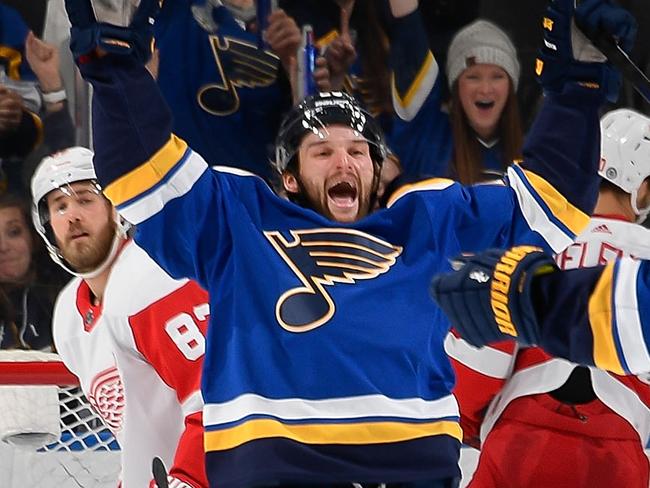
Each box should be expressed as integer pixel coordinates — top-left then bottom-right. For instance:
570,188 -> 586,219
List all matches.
152,457 -> 169,488
576,25 -> 650,104
572,0 -> 650,104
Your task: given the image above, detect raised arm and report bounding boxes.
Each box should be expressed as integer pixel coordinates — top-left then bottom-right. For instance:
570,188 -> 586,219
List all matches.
388,0 -> 439,122
431,246 -> 650,376
387,0 -> 636,258
503,0 -> 635,248
63,0 -> 236,286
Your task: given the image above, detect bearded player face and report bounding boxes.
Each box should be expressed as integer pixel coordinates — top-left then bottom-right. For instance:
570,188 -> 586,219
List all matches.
281,125 -> 376,223
46,181 -> 116,274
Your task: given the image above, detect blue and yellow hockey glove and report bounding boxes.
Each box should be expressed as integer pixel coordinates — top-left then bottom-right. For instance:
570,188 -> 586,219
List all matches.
64,0 -> 160,64
430,246 -> 558,348
536,0 -> 636,102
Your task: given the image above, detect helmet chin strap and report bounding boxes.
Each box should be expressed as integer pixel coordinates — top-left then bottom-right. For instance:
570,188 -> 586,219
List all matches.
631,190 -> 650,224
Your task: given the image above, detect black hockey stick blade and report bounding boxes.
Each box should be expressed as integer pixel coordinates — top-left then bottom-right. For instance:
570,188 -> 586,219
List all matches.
152,456 -> 169,488
587,31 -> 650,104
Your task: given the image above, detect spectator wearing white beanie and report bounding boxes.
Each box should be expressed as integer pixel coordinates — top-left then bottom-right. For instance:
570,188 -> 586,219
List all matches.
446,19 -> 520,92
445,19 -> 523,184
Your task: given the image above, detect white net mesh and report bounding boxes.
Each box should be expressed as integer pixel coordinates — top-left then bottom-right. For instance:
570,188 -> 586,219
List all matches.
0,350 -> 121,487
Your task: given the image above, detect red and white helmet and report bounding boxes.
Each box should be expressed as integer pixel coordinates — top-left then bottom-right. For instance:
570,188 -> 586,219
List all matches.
600,108 -> 650,223
30,147 -> 130,278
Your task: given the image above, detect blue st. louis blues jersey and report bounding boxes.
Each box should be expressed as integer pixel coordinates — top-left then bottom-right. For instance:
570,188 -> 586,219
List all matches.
82,55 -> 601,487
534,257 -> 650,377
154,1 -> 290,180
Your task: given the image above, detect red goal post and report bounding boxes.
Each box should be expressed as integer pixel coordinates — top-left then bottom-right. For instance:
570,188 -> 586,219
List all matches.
0,350 -> 121,487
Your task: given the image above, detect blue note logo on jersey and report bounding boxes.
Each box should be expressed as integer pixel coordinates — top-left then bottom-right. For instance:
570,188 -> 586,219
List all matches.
198,36 -> 280,116
265,228 -> 402,332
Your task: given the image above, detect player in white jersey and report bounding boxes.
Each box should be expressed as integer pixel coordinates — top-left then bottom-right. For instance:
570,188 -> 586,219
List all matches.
445,108 -> 650,487
31,147 -> 209,487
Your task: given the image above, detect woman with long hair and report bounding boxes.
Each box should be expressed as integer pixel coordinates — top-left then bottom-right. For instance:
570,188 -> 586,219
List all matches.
446,19 -> 523,183
0,193 -> 69,350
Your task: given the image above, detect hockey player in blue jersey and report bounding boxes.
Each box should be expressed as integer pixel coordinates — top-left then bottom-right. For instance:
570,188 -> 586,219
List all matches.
62,0 -> 635,486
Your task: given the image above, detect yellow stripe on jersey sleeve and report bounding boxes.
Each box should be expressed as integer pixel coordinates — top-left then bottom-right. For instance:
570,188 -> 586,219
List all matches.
588,262 -> 625,375
518,167 -> 589,237
386,177 -> 454,207
392,51 -> 435,110
204,418 -> 462,451
104,135 -> 188,206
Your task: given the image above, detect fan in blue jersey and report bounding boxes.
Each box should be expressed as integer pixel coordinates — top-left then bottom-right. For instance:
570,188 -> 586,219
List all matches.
62,0 -> 635,487
153,1 -> 299,181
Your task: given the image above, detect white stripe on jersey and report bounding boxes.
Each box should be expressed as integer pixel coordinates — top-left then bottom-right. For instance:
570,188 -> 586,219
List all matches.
507,166 -> 574,253
203,393 -> 460,427
181,390 -> 204,417
444,333 -> 514,379
614,258 -> 650,375
591,368 -> 650,443
118,151 -> 208,225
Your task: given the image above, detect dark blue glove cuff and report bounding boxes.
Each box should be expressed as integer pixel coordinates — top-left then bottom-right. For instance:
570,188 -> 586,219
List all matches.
66,0 -> 159,64
70,22 -> 154,64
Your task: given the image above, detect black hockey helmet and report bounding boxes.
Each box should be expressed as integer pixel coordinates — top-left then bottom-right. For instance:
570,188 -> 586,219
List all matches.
274,91 -> 388,174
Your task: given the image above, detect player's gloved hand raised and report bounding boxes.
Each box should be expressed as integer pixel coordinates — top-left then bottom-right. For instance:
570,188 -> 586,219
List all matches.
64,0 -> 160,64
536,0 -> 636,102
576,0 -> 637,53
430,246 -> 557,348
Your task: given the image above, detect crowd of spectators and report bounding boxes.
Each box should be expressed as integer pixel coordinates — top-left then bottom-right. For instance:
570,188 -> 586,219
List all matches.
0,0 -> 646,351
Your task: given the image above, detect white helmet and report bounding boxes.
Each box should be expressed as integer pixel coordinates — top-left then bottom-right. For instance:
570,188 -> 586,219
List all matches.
600,108 -> 650,223
30,147 -> 130,279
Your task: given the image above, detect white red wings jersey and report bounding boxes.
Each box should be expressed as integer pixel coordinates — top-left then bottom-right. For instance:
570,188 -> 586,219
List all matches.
446,215 -> 650,448
53,240 -> 209,487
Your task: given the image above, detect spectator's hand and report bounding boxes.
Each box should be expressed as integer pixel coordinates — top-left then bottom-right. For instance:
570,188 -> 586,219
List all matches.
0,87 -> 25,131
325,0 -> 356,90
324,34 -> 356,90
264,9 -> 301,73
25,32 -> 63,93
313,56 -> 331,93
336,0 -> 356,30
287,55 -> 330,104
146,47 -> 160,80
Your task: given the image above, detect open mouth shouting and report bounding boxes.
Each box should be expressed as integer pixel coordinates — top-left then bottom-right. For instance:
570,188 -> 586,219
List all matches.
475,99 -> 496,112
327,178 -> 359,221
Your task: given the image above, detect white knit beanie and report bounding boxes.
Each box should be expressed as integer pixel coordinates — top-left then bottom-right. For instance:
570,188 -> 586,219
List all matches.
446,19 -> 520,91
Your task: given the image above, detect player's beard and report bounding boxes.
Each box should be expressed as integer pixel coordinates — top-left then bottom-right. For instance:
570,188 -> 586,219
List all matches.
291,174 -> 373,222
59,221 -> 116,274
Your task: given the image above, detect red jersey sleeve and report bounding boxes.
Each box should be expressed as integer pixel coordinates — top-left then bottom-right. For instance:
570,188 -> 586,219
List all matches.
446,329 -> 517,448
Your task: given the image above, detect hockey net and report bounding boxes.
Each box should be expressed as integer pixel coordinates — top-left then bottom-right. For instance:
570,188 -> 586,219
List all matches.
0,350 -> 120,487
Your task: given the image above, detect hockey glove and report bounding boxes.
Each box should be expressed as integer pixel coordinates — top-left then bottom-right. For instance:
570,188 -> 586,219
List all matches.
64,0 -> 160,64
536,0 -> 636,102
430,246 -> 557,349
